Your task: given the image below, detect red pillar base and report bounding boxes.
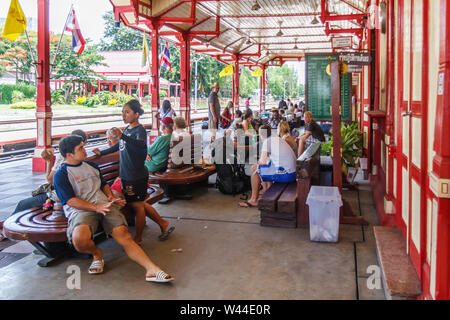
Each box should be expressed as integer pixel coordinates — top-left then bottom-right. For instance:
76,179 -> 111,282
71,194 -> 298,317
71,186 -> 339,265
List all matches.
32,157 -> 47,172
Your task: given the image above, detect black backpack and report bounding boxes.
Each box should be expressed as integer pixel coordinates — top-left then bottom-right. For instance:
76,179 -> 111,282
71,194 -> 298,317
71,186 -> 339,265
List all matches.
215,164 -> 250,195
211,137 -> 250,196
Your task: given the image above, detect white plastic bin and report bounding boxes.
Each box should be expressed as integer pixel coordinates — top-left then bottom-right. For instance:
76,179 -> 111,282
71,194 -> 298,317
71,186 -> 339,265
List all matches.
306,186 -> 343,243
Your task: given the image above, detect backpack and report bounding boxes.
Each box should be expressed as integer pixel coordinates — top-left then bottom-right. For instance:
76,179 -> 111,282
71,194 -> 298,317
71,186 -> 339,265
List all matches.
215,164 -> 250,196
211,137 -> 250,196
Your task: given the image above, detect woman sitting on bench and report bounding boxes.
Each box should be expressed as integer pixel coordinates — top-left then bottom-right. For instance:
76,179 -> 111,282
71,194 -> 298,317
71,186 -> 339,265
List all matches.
239,124 -> 297,208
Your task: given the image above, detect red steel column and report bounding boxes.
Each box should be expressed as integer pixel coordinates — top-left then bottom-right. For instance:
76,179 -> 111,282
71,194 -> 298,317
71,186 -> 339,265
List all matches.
260,64 -> 266,113
33,0 -> 52,172
149,20 -> 161,144
178,32 -> 191,133
430,0 -> 450,300
233,55 -> 240,109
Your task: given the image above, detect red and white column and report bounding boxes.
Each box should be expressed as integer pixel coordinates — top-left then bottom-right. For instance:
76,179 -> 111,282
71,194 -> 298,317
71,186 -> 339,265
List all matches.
149,20 -> 161,144
178,32 -> 191,133
429,0 -> 450,299
233,55 -> 240,109
33,0 -> 52,172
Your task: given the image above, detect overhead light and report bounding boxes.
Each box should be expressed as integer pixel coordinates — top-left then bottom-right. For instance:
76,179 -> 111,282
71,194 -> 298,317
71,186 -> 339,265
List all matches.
311,16 -> 320,25
246,38 -> 252,45
251,0 -> 261,11
276,20 -> 283,37
293,38 -> 298,49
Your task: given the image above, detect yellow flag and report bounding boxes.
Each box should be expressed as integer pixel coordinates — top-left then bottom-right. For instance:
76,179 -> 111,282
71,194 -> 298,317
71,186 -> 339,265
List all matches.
219,64 -> 234,77
251,68 -> 262,77
142,33 -> 149,67
2,0 -> 27,41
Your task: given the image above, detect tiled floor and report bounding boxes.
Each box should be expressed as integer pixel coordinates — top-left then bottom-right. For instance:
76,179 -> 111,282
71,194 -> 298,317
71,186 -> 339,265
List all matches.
0,142 -> 385,299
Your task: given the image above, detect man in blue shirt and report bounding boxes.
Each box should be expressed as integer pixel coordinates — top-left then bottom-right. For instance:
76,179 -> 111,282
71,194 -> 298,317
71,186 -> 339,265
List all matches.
53,135 -> 173,282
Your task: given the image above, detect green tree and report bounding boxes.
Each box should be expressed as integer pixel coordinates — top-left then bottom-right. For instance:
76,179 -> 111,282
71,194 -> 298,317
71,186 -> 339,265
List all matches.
238,67 -> 258,98
51,35 -> 106,88
99,11 -> 143,51
267,64 -> 299,99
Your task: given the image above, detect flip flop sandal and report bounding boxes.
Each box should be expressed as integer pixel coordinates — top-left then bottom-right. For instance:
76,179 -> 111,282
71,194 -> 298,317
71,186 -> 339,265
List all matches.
88,259 -> 104,275
146,270 -> 174,283
158,226 -> 175,241
239,201 -> 256,208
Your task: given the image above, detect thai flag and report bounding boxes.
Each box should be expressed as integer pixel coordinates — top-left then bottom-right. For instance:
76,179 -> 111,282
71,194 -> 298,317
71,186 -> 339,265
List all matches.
159,41 -> 171,72
64,7 -> 85,54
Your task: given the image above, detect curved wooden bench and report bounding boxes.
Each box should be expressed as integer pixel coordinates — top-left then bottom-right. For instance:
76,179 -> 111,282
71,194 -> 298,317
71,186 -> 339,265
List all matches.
3,152 -> 163,266
148,133 -> 216,186
148,165 -> 216,185
3,186 -> 164,243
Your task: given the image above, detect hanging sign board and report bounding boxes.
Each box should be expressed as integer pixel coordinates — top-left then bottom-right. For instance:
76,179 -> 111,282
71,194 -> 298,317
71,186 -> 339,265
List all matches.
332,37 -> 353,49
348,65 -> 363,73
340,52 -> 372,66
268,59 -> 282,66
305,54 -> 352,121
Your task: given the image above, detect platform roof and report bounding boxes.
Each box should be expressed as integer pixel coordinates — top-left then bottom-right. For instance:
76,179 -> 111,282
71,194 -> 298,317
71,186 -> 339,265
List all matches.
110,0 -> 370,68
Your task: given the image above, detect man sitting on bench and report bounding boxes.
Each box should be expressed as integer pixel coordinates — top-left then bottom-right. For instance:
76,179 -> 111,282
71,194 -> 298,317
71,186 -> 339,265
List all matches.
53,134 -> 173,282
239,124 -> 297,208
296,111 -> 325,157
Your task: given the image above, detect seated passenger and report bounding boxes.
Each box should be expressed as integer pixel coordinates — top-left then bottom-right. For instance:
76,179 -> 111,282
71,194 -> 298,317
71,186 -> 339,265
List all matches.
145,117 -> 173,174
53,135 -> 173,282
269,108 -> 280,129
11,130 -> 87,216
172,117 -> 190,141
219,101 -> 233,129
278,121 -> 298,155
296,111 -> 325,157
239,124 -> 297,208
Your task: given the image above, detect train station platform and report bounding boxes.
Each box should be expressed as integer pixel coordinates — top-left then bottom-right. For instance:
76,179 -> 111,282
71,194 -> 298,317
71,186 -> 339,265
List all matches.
0,155 -> 385,300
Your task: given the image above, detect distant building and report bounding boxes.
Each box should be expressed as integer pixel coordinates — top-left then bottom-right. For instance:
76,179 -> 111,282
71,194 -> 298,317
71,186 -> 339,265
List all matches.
50,51 -> 177,98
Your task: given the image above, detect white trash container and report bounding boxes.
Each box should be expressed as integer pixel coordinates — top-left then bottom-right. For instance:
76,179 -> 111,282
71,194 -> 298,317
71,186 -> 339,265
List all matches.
306,186 -> 343,243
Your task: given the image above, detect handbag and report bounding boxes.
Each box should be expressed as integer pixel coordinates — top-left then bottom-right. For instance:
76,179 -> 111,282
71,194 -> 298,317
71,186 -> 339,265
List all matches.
31,183 -> 53,197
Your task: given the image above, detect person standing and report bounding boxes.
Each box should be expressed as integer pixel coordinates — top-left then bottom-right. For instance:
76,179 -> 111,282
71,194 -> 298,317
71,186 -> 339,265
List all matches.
93,100 -> 149,245
208,82 -> 221,142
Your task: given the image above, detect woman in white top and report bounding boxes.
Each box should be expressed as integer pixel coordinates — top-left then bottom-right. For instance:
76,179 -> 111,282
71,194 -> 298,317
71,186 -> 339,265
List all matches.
278,120 -> 298,155
157,99 -> 176,120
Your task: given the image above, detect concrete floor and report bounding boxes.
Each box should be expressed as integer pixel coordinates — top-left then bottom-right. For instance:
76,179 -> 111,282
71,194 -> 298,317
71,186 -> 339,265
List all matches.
0,174 -> 385,300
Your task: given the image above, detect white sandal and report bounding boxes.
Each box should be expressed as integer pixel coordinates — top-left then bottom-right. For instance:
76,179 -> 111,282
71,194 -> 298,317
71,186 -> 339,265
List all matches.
88,259 -> 104,274
146,270 -> 174,283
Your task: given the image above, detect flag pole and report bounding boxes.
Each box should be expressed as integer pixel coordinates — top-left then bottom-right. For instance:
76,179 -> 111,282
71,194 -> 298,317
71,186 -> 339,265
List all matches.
23,29 -> 38,83
50,4 -> 73,73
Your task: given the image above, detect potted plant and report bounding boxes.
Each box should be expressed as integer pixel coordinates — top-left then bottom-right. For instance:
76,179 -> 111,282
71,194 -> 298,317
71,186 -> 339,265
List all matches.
320,122 -> 363,178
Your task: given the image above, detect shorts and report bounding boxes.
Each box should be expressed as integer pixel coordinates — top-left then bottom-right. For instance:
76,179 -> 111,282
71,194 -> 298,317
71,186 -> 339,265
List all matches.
67,206 -> 127,244
208,118 -> 218,132
257,162 -> 296,183
121,178 -> 148,203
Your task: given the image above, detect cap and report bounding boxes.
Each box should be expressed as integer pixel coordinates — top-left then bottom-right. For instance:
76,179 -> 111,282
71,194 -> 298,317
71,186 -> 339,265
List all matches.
160,117 -> 174,127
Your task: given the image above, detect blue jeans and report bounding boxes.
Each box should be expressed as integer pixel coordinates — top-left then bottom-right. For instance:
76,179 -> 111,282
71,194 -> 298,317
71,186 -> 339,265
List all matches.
12,193 -> 48,216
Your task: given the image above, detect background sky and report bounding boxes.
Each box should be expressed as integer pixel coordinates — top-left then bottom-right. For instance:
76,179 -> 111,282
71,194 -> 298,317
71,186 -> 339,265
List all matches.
0,0 -> 112,44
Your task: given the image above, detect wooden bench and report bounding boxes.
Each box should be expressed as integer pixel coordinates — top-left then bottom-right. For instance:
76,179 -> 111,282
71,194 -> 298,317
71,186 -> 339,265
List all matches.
258,182 -> 298,228
148,134 -> 216,185
3,152 -> 163,267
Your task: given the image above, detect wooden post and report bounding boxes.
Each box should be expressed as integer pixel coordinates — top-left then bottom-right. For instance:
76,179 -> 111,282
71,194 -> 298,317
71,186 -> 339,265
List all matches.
331,60 -> 368,225
178,32 -> 192,133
